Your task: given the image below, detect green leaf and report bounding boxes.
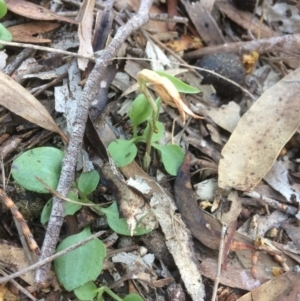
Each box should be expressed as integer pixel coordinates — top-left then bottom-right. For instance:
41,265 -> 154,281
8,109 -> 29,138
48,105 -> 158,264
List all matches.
40,199 -> 52,224
129,94 -> 152,127
141,121 -> 164,143
108,139 -> 137,167
77,170 -> 100,196
0,0 -> 7,18
0,24 -> 12,49
54,227 -> 106,292
153,144 -> 185,176
11,147 -> 64,193
124,294 -> 144,301
40,191 -> 82,224
99,202 -> 152,236
74,281 -> 98,301
156,71 -> 200,94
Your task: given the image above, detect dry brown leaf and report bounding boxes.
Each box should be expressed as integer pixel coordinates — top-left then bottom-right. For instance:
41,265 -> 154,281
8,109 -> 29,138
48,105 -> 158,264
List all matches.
236,271 -> 300,301
218,67 -> 300,191
0,239 -> 39,285
200,258 -> 264,291
137,69 -> 203,124
8,22 -> 60,43
0,72 -> 68,143
76,0 -> 95,71
6,0 -> 78,24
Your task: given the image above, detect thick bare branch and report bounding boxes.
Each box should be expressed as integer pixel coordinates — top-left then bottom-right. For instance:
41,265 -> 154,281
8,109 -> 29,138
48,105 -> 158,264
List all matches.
34,0 -> 154,286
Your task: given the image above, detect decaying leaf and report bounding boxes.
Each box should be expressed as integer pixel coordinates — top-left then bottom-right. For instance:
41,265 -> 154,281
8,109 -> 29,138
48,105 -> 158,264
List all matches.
8,22 -> 60,43
175,154 -> 221,250
236,271 -> 300,301
145,40 -> 171,71
263,160 -> 300,203
200,258 -> 263,291
0,71 -> 68,142
6,0 -> 78,24
0,239 -> 39,285
76,0 -> 95,71
218,67 -> 300,191
137,69 -> 203,124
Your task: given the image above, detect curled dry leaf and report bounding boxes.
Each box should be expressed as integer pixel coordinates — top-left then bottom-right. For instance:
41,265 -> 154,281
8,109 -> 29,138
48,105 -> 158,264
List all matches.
218,67 -> 300,191
0,72 -> 68,143
137,69 -> 203,124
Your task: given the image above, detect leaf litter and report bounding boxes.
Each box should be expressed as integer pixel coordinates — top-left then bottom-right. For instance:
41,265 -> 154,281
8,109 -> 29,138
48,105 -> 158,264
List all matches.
1,0 -> 300,301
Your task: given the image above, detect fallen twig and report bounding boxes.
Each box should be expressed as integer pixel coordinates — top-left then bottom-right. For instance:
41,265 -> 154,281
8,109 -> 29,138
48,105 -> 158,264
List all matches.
211,223 -> 227,301
243,191 -> 298,216
184,33 -> 300,60
34,0 -> 154,286
0,269 -> 38,301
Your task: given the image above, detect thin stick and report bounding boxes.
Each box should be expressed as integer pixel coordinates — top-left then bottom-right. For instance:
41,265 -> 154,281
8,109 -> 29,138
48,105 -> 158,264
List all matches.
34,0 -> 154,286
243,191 -> 297,216
0,40 -> 95,61
0,230 -> 105,285
0,269 -> 38,301
13,216 -> 35,265
0,189 -> 40,255
0,36 -> 254,100
36,177 -> 111,207
211,223 -> 227,301
184,33 -> 300,60
143,30 -> 254,99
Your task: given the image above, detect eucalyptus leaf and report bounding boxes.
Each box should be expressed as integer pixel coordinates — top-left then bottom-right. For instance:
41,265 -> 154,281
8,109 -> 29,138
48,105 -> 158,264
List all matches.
54,227 -> 106,292
77,170 -> 100,196
153,144 -> 185,176
99,202 -> 152,236
108,139 -> 137,167
74,281 -> 98,301
11,147 -> 64,193
129,94 -> 152,127
156,71 -> 200,94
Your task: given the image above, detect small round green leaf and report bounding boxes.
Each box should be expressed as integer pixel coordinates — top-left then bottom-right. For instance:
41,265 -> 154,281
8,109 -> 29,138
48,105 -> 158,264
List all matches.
74,281 -> 98,301
11,147 -> 64,193
108,139 -> 137,167
129,94 -> 152,127
77,170 -> 100,196
141,121 -> 164,143
0,0 -> 7,18
54,227 -> 106,292
40,191 -> 82,225
153,144 -> 185,176
100,202 -> 152,236
124,294 -> 144,301
0,24 -> 12,49
155,71 -> 200,94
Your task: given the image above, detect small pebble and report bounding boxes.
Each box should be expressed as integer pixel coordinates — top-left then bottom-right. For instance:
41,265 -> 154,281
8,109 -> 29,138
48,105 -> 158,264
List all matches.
196,53 -> 246,99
